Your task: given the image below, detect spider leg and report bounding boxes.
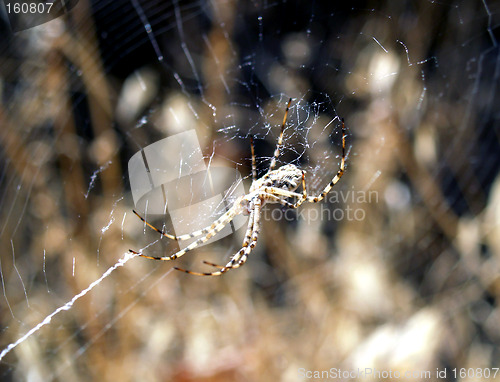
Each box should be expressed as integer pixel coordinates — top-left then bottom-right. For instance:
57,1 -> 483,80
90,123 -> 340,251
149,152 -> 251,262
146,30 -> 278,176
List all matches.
259,192 -> 300,209
201,260 -> 227,269
224,197 -> 261,270
130,206 -> 241,261
250,136 -> 257,181
179,258 -> 238,272
133,204 -> 241,241
262,187 -> 304,200
306,118 -> 347,203
258,173 -> 306,209
269,98 -> 292,171
175,198 -> 261,276
288,171 -> 307,209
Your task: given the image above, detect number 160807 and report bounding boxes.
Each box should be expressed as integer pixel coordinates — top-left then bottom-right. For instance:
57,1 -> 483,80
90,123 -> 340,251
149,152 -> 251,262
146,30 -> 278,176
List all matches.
452,368 -> 499,379
6,2 -> 54,14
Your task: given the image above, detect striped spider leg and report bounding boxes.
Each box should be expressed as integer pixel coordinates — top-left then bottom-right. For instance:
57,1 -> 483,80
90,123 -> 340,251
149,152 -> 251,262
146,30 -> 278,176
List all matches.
130,99 -> 347,276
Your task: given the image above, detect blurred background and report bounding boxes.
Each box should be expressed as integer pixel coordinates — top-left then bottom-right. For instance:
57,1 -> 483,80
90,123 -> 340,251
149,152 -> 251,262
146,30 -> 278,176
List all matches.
1,0 -> 500,381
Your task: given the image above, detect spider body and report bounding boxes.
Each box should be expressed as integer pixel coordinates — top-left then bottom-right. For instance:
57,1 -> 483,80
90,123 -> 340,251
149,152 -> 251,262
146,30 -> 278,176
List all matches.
130,99 -> 347,276
234,164 -> 304,214
250,164 -> 304,193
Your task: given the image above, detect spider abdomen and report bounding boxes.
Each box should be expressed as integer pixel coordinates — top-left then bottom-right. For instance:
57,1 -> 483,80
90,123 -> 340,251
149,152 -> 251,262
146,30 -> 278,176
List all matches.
262,164 -> 303,192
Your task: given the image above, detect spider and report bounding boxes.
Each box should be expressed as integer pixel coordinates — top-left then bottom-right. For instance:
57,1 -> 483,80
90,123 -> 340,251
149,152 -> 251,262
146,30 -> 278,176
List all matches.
129,98 -> 347,276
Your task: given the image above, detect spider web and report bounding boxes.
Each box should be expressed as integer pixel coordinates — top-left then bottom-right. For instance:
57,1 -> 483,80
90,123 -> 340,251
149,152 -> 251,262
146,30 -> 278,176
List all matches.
1,0 -> 499,380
